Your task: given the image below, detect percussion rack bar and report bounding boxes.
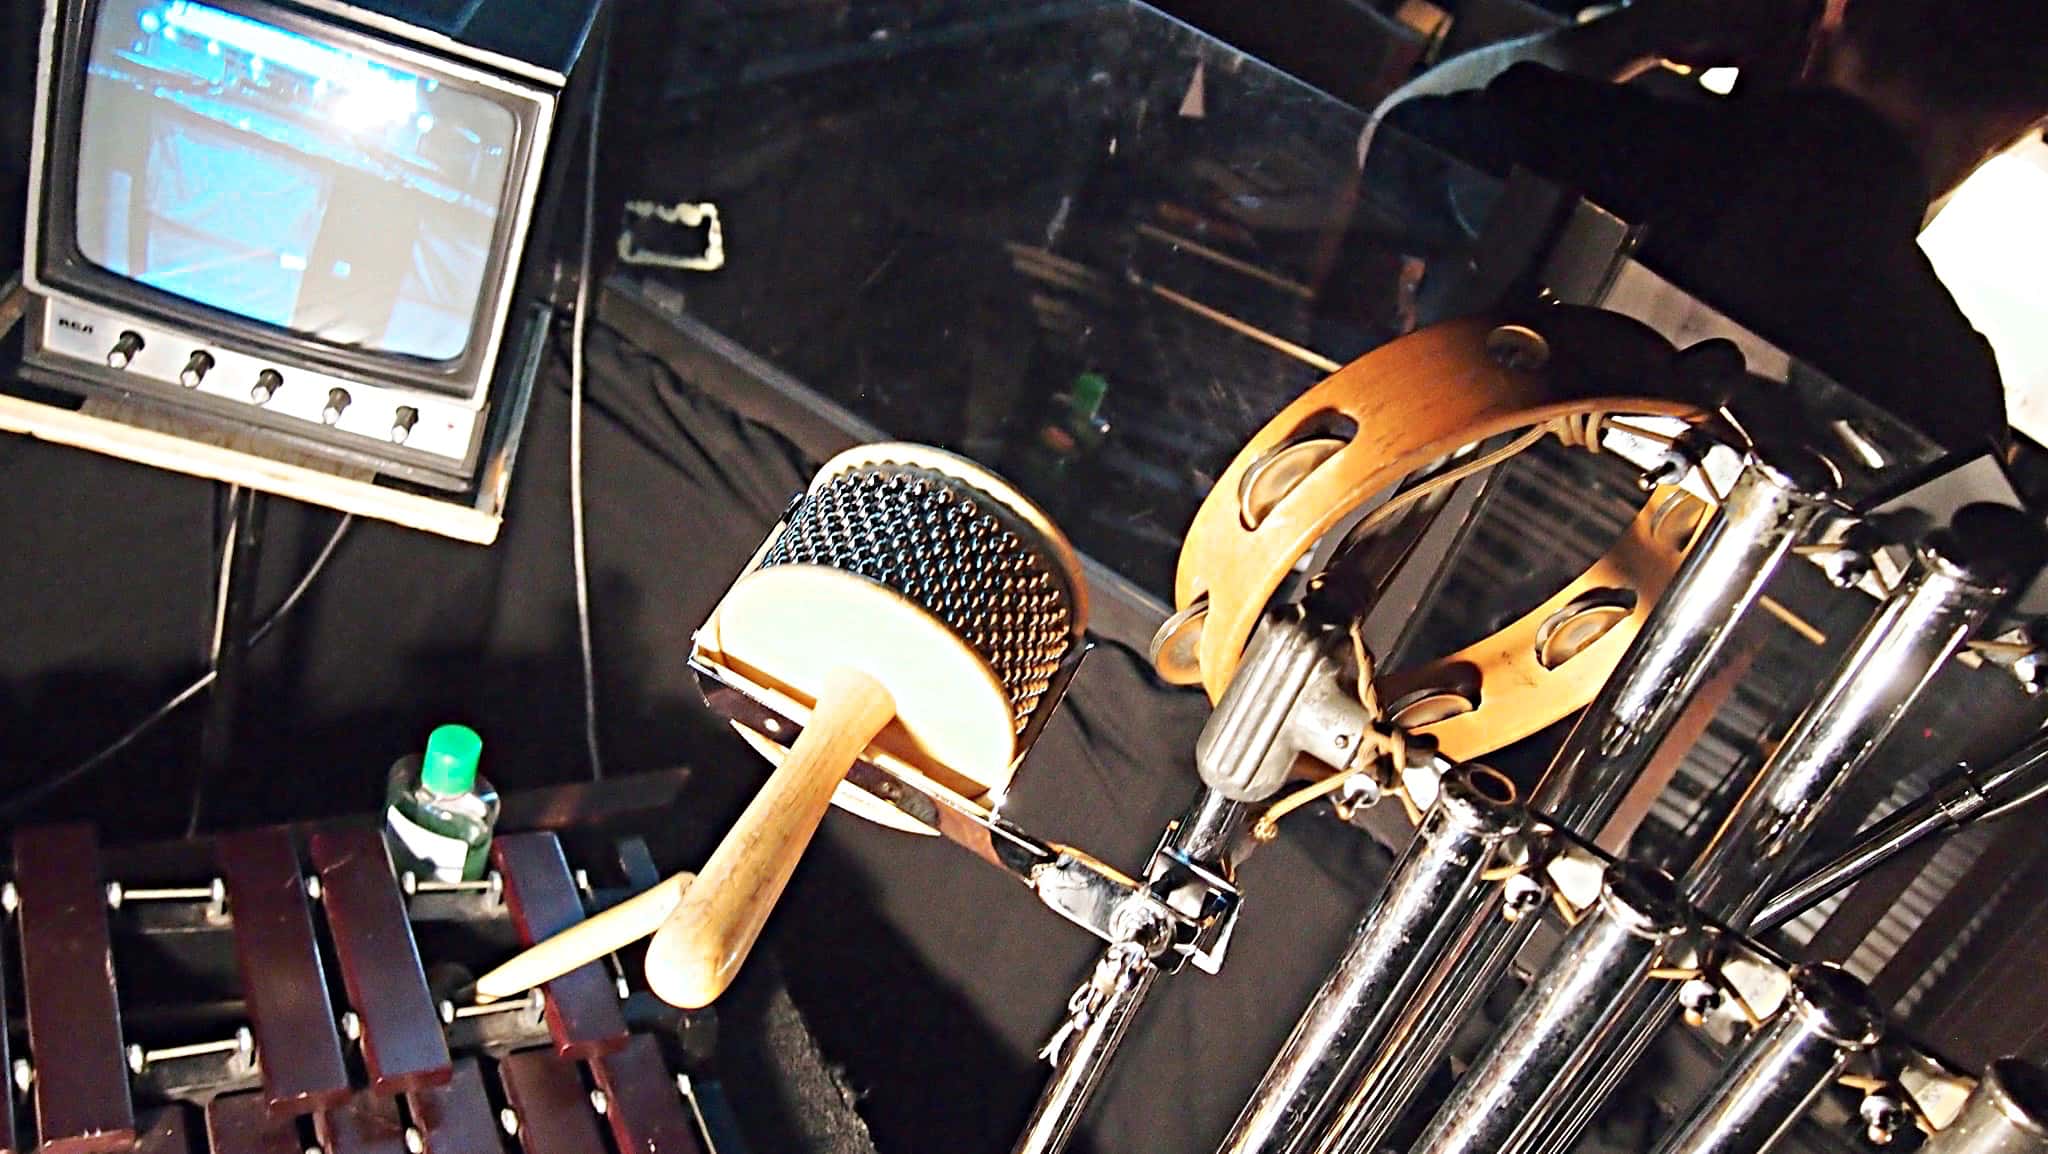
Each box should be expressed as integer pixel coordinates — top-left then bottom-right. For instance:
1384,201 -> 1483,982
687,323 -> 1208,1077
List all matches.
1528,454 -> 1841,835
133,1108 -> 195,1154
1687,511 -> 2031,925
313,1091 -> 408,1154
215,827 -> 352,1114
310,829 -> 453,1095
204,1091 -> 305,1154
14,823 -> 137,1153
1308,883 -> 1543,1154
1309,453 -> 1836,1154
1424,510 -> 2037,1154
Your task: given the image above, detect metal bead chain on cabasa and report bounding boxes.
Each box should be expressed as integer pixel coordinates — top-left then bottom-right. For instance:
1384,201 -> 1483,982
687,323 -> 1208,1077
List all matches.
760,462 -> 1077,734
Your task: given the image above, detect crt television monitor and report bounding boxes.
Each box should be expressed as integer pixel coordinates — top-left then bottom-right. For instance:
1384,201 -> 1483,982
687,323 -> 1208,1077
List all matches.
23,0 -> 561,476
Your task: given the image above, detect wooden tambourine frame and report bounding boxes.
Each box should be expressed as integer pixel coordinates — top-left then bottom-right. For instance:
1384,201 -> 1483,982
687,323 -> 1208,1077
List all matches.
1166,309 -> 1713,763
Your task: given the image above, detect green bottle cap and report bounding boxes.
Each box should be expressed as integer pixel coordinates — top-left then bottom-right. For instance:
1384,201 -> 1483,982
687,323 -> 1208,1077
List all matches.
422,724 -> 483,795
1070,372 -> 1108,420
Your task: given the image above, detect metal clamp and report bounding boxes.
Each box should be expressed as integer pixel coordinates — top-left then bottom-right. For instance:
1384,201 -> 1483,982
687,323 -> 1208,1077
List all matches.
695,654 -> 1217,955
1195,611 -> 1370,803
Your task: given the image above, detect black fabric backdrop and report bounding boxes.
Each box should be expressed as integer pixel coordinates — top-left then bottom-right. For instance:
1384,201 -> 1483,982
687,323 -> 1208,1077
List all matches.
0,321 -> 1394,1153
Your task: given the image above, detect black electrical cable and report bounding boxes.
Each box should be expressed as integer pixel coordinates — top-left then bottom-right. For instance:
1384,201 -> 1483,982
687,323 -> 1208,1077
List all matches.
0,512 -> 356,821
569,50 -> 608,781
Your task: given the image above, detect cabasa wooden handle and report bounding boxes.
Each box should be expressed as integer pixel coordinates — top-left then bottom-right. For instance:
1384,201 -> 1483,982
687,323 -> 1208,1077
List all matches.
644,666 -> 898,1008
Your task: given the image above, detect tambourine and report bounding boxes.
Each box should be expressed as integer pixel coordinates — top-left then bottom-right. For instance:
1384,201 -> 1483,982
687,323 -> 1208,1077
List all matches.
1157,309 -> 1714,763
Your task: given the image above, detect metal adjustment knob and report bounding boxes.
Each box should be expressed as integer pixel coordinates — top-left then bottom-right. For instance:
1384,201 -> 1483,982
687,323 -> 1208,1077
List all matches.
391,406 -> 419,444
1860,1091 -> 1909,1145
107,331 -> 144,370
322,388 -> 351,426
250,369 -> 283,404
180,350 -> 214,388
1677,976 -> 1723,1026
1501,870 -> 1546,922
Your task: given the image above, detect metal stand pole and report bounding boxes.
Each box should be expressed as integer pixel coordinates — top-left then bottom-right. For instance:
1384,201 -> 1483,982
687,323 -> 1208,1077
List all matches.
1216,770 -> 1522,1154
1011,788 -> 1248,1154
1310,454 -> 1834,1154
1754,728 -> 2048,932
1650,966 -> 1883,1154
1012,952 -> 1162,1154
192,485 -> 267,835
1500,508 -> 2040,1154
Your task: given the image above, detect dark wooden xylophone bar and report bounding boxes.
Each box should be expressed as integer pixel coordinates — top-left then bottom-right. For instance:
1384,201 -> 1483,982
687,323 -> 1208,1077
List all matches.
498,1049 -> 608,1154
406,1058 -> 506,1154
13,824 -> 136,1153
592,1034 -> 706,1154
314,1092 -> 407,1154
492,834 -> 630,1060
0,873 -> 16,1154
133,1108 -> 194,1154
205,1092 -> 304,1154
310,830 -> 452,1095
217,828 -> 352,1114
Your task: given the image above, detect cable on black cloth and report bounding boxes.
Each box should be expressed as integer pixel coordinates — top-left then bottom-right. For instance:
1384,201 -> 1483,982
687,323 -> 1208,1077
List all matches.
570,49 -> 609,782
0,513 -> 356,821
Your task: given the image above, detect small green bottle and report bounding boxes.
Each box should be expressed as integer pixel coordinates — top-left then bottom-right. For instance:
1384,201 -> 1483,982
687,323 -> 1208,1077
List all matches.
384,724 -> 500,883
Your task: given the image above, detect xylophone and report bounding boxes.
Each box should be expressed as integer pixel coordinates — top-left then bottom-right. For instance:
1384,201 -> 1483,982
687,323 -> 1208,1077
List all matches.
1,822 -> 732,1154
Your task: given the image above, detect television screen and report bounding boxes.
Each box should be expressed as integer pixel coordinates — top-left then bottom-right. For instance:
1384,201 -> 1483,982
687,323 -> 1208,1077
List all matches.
73,0 -> 518,363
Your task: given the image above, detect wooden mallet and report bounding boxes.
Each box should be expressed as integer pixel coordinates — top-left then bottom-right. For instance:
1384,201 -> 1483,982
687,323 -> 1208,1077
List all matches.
475,443 -> 1087,1008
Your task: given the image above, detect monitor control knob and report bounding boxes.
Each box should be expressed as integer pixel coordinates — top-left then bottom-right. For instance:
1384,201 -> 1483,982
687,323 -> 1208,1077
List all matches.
323,388 -> 352,425
179,351 -> 214,388
106,331 -> 144,370
391,406 -> 419,444
250,369 -> 283,404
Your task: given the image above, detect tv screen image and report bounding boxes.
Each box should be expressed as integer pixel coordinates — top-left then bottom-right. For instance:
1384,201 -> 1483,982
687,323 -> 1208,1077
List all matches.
74,0 -> 517,363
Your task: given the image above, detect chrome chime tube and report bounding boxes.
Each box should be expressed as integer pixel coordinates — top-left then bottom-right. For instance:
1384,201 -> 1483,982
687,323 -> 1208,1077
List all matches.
1404,862 -> 1691,1154
1310,454 -> 1835,1154
1512,507 -> 2040,1154
1924,1060 -> 2048,1154
1648,965 -> 1884,1154
1685,511 -> 2031,923
1216,770 -> 1523,1154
